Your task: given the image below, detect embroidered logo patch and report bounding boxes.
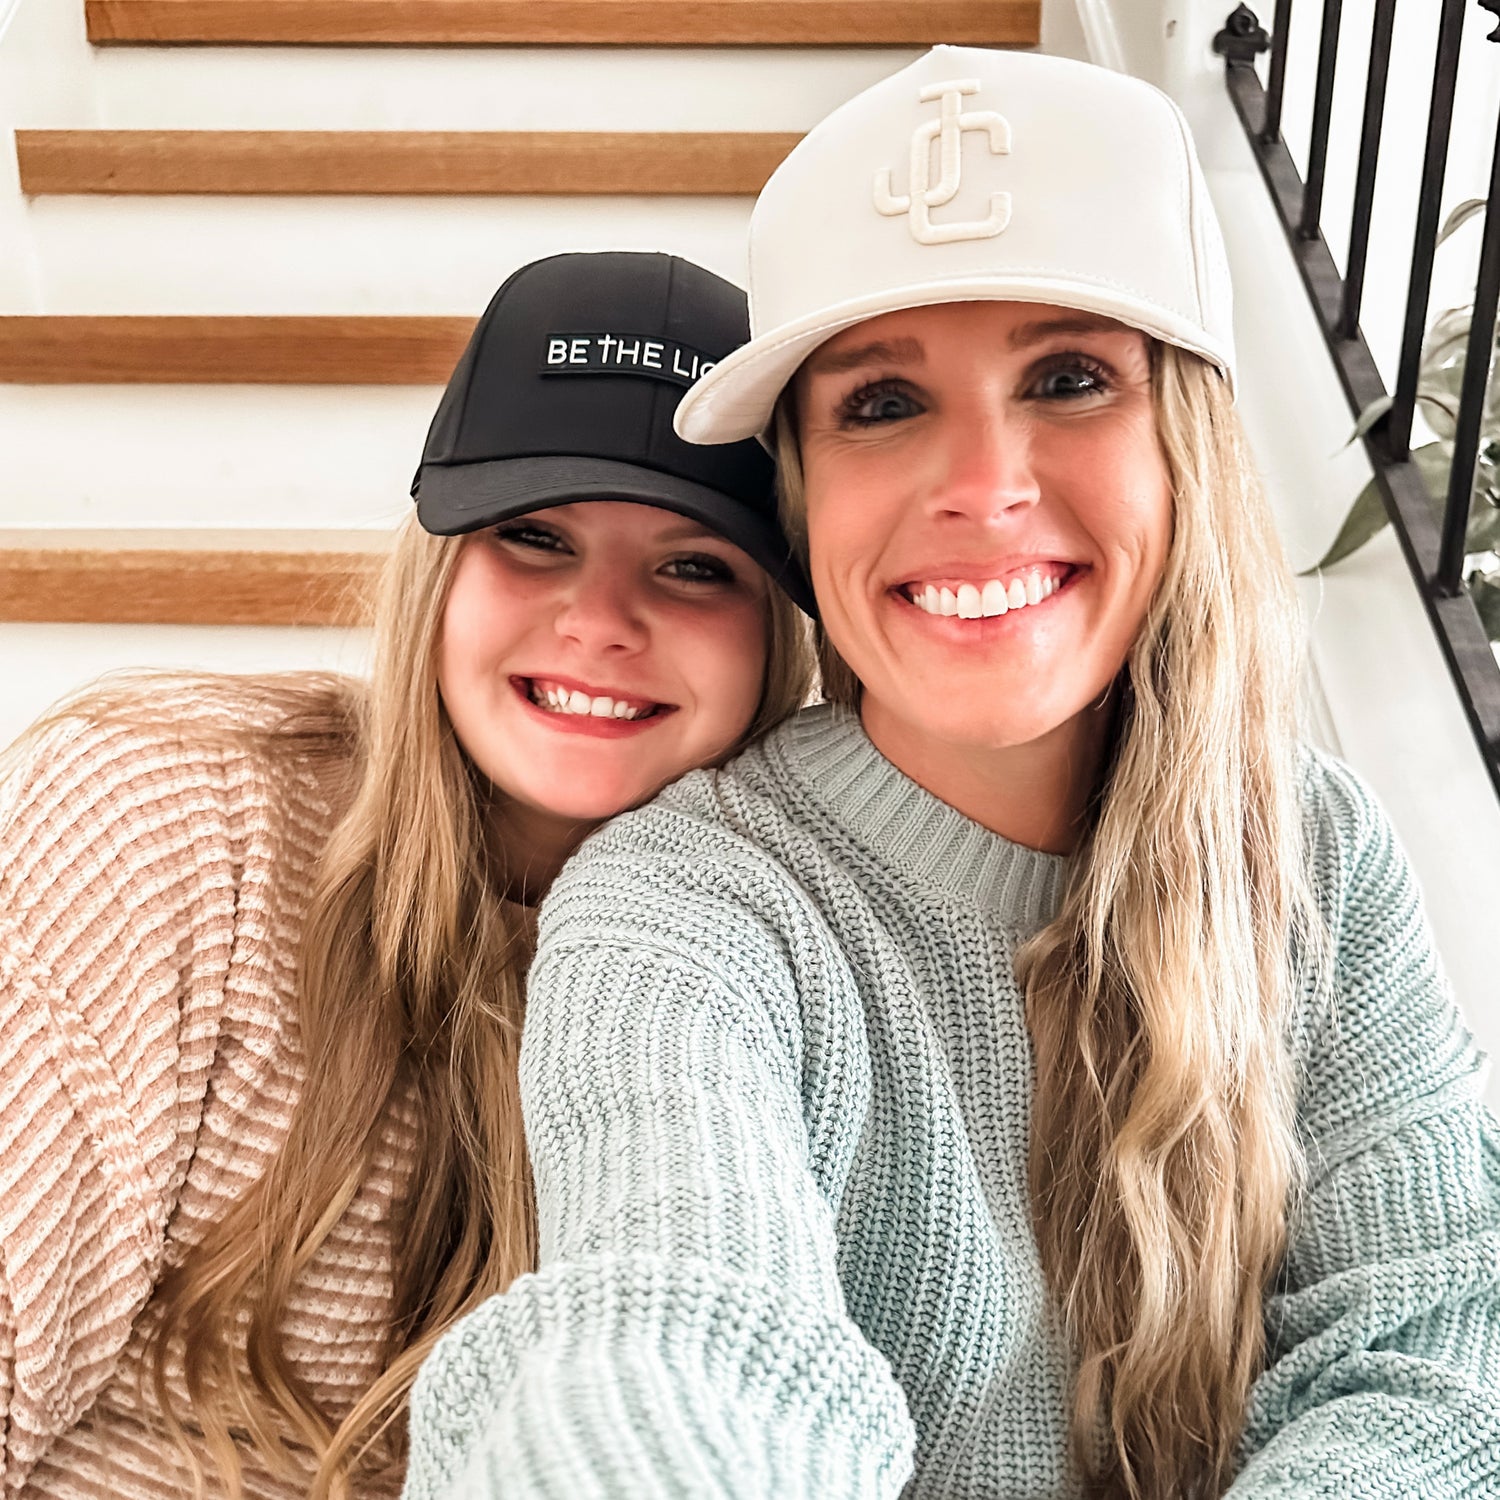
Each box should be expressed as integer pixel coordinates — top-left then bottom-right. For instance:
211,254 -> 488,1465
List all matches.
874,79 -> 1012,245
540,333 -> 717,388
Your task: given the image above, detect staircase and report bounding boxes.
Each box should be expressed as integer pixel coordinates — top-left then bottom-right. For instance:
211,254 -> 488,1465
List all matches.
0,0 -> 1041,742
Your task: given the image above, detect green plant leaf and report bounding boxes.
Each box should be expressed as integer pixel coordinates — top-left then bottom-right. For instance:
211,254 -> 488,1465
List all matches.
1304,477 -> 1390,571
1324,209 -> 1500,614
1403,442 -> 1500,557
1305,443 -> 1458,573
1340,394 -> 1393,450
1437,198 -> 1488,248
1466,570 -> 1500,641
1411,441 -> 1456,517
1423,305 -> 1473,366
1466,508 -> 1500,554
1418,309 -> 1472,439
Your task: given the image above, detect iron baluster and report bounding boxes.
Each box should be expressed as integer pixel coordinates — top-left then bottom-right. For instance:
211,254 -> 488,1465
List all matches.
1219,2 -> 1500,789
1339,0 -> 1398,338
1264,0 -> 1295,144
1301,0 -> 1345,239
1390,0 -> 1467,461
1437,102 -> 1500,594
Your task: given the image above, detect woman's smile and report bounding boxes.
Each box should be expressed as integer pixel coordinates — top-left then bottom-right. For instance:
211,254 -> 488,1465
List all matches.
793,298 -> 1171,847
894,561 -> 1080,619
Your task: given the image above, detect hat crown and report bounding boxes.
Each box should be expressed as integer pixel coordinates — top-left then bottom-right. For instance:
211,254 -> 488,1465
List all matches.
750,48 -> 1224,345
423,251 -> 754,477
677,47 -> 1234,444
411,251 -> 817,613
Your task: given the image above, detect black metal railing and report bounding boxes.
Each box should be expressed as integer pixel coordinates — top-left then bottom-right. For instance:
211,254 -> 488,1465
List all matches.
1214,0 -> 1500,800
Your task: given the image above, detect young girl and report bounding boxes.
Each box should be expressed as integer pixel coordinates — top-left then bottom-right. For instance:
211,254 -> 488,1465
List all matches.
402,52 -> 1500,1500
0,251 -> 813,1499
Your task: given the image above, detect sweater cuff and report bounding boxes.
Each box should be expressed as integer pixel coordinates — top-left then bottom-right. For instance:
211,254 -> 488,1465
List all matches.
1230,1380 -> 1500,1498
402,1255 -> 915,1500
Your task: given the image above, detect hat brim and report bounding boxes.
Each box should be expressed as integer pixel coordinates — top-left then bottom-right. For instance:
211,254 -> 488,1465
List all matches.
414,453 -> 816,614
674,275 -> 1235,446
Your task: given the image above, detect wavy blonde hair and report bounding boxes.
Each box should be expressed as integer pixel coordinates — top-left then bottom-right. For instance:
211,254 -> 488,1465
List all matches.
14,513 -> 812,1497
777,345 -> 1323,1500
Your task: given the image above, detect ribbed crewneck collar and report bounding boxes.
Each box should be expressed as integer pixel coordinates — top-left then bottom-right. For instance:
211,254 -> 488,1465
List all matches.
776,703 -> 1069,932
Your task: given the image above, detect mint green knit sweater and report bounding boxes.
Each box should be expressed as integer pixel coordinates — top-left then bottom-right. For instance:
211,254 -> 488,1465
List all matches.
402,704 -> 1500,1498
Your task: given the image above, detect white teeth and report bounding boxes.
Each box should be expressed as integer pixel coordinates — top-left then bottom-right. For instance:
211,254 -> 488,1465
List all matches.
906,570 -> 1065,619
529,682 -> 651,720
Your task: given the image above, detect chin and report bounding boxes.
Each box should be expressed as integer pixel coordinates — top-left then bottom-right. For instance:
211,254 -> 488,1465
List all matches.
540,780 -> 663,823
900,698 -> 1070,754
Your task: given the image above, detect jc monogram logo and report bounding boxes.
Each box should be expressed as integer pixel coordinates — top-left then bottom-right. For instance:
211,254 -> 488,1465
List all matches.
874,79 -> 1012,245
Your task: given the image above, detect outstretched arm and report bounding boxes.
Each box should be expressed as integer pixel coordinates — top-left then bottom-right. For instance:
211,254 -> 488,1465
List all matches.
1231,758 -> 1500,1497
402,814 -> 915,1499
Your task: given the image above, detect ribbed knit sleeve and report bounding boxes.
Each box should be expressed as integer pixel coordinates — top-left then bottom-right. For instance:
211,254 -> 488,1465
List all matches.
0,716 -> 259,1489
1232,754 -> 1500,1497
402,806 -> 916,1499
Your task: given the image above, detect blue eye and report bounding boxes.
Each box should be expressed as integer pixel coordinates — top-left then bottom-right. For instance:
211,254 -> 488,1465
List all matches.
664,554 -> 734,584
493,522 -> 566,551
841,381 -> 923,427
1031,358 -> 1111,400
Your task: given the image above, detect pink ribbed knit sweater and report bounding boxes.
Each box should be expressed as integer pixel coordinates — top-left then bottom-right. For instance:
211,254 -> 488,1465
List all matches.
0,695 -> 415,1497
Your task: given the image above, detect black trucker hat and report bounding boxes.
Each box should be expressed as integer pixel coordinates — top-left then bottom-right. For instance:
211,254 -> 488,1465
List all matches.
412,251 -> 814,614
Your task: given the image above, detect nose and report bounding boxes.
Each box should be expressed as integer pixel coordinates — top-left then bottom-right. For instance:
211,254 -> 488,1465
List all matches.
550,560 -> 651,656
926,406 -> 1041,525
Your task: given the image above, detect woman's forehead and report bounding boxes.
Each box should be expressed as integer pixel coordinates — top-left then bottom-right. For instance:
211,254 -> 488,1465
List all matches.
803,302 -> 1142,377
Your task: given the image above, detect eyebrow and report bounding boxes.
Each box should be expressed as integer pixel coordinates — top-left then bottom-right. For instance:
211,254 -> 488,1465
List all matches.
1006,313 -> 1130,349
803,336 -> 926,377
804,314 -> 1133,379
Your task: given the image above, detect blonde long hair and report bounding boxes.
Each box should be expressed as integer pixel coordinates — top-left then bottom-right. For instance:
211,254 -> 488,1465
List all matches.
14,514 -> 811,1497
776,346 -> 1322,1500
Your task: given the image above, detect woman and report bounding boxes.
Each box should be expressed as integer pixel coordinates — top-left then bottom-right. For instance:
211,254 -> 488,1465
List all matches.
0,251 -> 813,1499
401,50 -> 1500,1500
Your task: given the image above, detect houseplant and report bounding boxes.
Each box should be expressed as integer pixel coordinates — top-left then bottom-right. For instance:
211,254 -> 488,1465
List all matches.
1312,198 -> 1500,634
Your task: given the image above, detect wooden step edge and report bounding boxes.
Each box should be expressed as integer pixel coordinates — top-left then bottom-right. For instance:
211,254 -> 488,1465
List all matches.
0,316 -> 474,384
83,0 -> 1042,47
15,129 -> 804,196
0,528 -> 388,625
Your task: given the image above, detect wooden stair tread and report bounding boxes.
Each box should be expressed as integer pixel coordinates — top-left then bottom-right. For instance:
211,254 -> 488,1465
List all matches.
0,316 -> 475,383
84,0 -> 1040,47
0,529 -> 387,625
16,129 -> 803,196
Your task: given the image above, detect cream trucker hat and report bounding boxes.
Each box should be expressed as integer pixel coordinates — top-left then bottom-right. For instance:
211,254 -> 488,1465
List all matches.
675,46 -> 1234,445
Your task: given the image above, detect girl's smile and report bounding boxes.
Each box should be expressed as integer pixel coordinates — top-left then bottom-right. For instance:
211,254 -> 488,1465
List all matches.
511,672 -> 675,734
436,499 -> 771,869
